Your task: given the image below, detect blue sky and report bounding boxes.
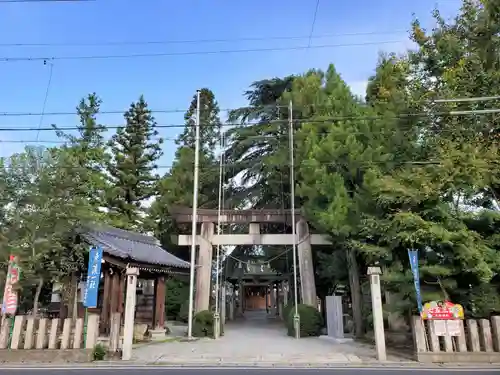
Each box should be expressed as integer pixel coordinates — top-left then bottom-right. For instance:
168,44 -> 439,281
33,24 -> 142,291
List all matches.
0,0 -> 462,168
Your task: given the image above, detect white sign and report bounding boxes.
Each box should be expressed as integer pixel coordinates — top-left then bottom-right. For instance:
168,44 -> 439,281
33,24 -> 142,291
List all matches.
432,319 -> 462,336
433,320 -> 447,336
446,320 -> 462,336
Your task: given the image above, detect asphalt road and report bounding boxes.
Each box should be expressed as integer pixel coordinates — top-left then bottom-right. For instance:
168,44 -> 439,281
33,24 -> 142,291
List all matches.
0,368 -> 498,375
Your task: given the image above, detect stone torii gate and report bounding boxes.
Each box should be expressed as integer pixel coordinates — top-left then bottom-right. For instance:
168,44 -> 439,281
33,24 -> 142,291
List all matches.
169,206 -> 332,312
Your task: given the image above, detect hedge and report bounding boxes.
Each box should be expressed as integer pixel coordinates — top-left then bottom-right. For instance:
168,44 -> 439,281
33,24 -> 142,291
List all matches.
285,303 -> 323,337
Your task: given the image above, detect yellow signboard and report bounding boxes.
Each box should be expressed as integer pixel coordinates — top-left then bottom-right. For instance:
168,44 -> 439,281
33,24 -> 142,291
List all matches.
421,300 -> 464,320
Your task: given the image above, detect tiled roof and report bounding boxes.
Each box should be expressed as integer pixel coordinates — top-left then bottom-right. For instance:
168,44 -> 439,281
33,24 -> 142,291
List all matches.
80,223 -> 190,269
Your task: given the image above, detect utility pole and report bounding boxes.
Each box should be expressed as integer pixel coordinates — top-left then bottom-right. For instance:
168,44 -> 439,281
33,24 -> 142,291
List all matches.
213,128 -> 224,339
288,100 -> 300,339
187,89 -> 201,339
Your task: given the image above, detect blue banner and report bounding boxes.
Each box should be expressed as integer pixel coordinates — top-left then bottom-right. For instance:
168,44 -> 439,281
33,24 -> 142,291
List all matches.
83,246 -> 103,308
408,249 -> 423,313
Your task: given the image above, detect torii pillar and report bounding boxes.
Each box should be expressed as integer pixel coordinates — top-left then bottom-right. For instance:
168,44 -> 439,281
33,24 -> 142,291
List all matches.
171,207 -> 323,311
195,222 -> 214,312
297,219 -> 317,307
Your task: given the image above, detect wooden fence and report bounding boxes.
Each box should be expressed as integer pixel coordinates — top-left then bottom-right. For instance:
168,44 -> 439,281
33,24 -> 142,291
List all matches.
0,314 -> 102,350
412,315 -> 500,362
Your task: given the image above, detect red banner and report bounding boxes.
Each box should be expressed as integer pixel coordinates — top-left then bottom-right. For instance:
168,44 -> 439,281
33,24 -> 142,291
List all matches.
1,255 -> 19,316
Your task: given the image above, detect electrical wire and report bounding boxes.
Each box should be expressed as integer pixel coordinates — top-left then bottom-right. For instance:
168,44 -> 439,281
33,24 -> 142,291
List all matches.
1,30 -> 408,48
4,119 -> 497,144
35,61 -> 54,141
0,0 -> 93,2
0,39 -> 406,62
3,95 -> 499,117
308,0 -> 321,48
2,108 -> 500,132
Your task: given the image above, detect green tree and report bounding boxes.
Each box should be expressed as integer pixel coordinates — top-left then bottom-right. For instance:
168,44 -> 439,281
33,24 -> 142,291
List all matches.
342,0 -> 500,320
150,88 -> 222,259
53,93 -> 109,209
224,76 -> 295,209
286,65 -> 390,336
107,96 -> 163,229
0,146 -> 96,315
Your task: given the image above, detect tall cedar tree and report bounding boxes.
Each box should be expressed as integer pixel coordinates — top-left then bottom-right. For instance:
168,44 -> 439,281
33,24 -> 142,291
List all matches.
107,96 -> 163,229
150,88 -> 221,260
53,93 -> 109,209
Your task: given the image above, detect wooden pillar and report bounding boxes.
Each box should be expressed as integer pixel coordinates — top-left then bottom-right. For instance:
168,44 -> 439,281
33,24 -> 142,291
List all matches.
153,276 -> 166,329
100,269 -> 112,334
109,270 -> 120,316
118,273 -> 125,314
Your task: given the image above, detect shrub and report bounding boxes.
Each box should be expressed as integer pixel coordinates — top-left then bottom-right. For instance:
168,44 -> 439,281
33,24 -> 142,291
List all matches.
178,300 -> 190,323
92,343 -> 106,361
283,304 -> 293,323
192,310 -> 214,338
166,278 -> 189,320
285,304 -> 323,337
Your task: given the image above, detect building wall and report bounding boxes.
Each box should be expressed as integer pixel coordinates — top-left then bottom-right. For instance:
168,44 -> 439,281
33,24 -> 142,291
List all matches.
245,294 -> 268,310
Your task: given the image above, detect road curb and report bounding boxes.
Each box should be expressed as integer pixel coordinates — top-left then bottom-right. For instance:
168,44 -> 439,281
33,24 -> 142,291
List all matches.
1,361 -> 499,369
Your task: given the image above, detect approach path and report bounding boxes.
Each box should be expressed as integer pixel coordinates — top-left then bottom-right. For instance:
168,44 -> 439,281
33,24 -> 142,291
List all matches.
132,310 -> 404,365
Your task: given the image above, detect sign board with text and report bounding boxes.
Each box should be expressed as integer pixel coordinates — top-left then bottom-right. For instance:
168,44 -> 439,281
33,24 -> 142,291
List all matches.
83,247 -> 103,308
421,300 -> 464,320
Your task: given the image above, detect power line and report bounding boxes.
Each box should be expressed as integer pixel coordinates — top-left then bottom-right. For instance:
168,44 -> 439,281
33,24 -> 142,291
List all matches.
3,95 -> 499,117
2,119 -> 498,144
0,30 -> 408,48
0,40 -> 406,62
1,108 -> 500,132
35,62 -> 54,141
308,0 -> 321,48
0,0 -> 93,2
0,159 -> 452,171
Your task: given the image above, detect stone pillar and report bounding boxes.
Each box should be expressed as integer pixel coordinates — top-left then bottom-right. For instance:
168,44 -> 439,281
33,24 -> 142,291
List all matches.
282,281 -> 288,307
278,295 -> 283,319
36,318 -> 48,349
411,316 -> 427,353
60,318 -> 72,349
122,267 -> 139,361
85,314 -> 100,349
368,266 -> 386,361
195,222 -> 214,313
48,318 -> 60,349
479,319 -> 494,352
491,316 -> 500,352
10,315 -> 25,349
0,317 -> 12,349
467,319 -> 480,351
326,295 -> 344,339
221,284 -> 227,324
296,219 -> 317,307
73,318 -> 84,349
270,285 -> 277,316
238,284 -> 244,315
229,295 -> 235,320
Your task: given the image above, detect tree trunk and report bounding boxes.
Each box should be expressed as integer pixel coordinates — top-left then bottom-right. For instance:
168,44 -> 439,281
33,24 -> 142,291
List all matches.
32,277 -> 44,317
66,274 -> 78,320
347,247 -> 364,338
